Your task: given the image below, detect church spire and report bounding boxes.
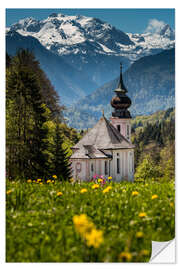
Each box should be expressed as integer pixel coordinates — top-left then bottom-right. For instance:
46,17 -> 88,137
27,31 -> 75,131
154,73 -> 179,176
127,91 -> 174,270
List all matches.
116,63 -> 127,93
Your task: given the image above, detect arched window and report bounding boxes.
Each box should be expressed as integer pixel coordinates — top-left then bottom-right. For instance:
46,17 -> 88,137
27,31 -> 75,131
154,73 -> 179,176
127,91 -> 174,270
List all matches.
117,153 -> 120,174
105,160 -> 108,175
117,125 -> 121,132
127,125 -> 130,140
91,163 -> 94,172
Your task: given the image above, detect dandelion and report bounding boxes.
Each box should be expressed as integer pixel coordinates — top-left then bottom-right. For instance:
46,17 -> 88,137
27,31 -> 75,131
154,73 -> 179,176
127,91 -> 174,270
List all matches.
119,251 -> 132,262
6,189 -> 12,195
103,186 -> 112,193
52,180 -> 55,183
140,249 -> 149,256
73,214 -> 94,235
39,182 -> 43,185
152,194 -> 158,200
57,191 -> 63,197
47,180 -> 51,183
52,175 -> 57,179
27,179 -> 32,183
33,180 -> 36,183
37,179 -> 41,182
139,212 -> 147,218
136,231 -> 144,238
108,176 -> 112,180
132,191 -> 139,196
80,188 -> 88,194
92,184 -> 99,189
170,202 -> 174,207
98,178 -> 103,183
85,229 -> 104,248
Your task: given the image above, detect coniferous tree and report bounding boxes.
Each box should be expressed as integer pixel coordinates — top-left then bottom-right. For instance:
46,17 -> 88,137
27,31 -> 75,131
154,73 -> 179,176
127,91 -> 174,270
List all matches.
52,120 -> 72,181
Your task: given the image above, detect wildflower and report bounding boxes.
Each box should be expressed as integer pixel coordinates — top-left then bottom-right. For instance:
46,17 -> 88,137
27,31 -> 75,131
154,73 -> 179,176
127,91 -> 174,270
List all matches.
6,189 -> 12,195
122,189 -> 126,193
52,180 -> 55,183
80,188 -> 88,194
98,178 -> 103,183
27,179 -> 32,183
57,191 -> 63,197
85,229 -> 104,248
139,212 -> 147,218
37,178 -> 41,182
108,176 -> 112,180
119,251 -> 132,262
136,231 -> 144,238
33,180 -> 36,183
170,202 -> 174,207
73,214 -> 94,235
39,182 -> 43,185
92,184 -> 99,189
132,191 -> 139,196
103,186 -> 112,193
69,178 -> 74,183
152,194 -> 158,200
52,175 -> 57,179
47,180 -> 51,183
140,249 -> 149,256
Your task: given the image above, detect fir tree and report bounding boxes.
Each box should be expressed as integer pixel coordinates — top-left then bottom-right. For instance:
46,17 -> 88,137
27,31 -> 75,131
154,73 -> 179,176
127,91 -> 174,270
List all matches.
52,120 -> 72,181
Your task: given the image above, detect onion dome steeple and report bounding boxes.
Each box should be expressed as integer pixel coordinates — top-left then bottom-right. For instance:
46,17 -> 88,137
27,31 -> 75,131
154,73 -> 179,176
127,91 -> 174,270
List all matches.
111,63 -> 132,118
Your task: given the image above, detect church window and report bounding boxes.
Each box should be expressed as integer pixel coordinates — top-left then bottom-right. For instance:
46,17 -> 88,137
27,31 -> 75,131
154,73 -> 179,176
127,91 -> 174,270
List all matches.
91,163 -> 94,172
117,125 -> 121,132
105,160 -> 108,175
127,125 -> 130,139
117,158 -> 120,174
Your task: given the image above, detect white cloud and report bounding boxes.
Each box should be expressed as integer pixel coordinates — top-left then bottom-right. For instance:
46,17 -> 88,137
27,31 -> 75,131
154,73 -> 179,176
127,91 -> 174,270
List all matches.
144,19 -> 166,34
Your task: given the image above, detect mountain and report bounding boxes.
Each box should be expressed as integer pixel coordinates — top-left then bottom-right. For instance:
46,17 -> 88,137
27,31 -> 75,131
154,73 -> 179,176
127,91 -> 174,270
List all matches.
7,13 -> 175,90
65,48 -> 175,129
6,30 -> 98,105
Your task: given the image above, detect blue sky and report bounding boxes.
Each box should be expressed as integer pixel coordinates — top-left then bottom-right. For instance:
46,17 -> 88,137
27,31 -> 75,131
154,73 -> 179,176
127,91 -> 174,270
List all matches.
6,8 -> 175,33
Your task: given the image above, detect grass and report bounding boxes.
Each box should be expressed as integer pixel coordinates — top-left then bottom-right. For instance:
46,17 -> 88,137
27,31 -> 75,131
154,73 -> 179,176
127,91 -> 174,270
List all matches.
6,179 -> 175,262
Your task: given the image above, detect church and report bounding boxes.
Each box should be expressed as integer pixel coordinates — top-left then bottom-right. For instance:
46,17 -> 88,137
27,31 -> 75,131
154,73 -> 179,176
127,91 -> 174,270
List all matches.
70,64 -> 135,182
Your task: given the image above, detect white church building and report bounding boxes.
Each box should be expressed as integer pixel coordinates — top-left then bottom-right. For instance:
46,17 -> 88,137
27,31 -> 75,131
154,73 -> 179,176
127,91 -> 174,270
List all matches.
70,64 -> 135,182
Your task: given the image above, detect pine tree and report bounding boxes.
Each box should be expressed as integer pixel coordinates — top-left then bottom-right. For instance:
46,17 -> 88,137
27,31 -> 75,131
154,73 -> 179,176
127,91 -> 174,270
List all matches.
52,120 -> 72,181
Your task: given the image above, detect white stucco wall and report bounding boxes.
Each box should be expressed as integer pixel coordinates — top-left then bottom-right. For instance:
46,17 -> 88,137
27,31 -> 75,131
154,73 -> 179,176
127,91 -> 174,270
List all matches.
110,117 -> 131,141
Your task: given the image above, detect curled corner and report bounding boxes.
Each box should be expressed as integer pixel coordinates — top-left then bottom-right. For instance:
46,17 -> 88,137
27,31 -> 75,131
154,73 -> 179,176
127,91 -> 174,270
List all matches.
150,239 -> 175,263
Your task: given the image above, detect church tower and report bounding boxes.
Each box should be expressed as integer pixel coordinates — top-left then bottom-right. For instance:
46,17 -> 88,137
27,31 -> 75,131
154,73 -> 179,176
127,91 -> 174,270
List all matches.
110,63 -> 132,141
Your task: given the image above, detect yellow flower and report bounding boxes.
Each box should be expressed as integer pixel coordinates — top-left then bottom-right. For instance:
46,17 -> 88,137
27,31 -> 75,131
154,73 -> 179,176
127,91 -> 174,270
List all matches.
139,212 -> 147,218
73,214 -> 94,235
132,191 -> 139,196
52,175 -> 57,179
37,178 -> 41,182
57,191 -> 63,197
52,180 -> 55,183
98,178 -> 103,183
102,186 -> 112,193
170,202 -> 174,207
80,188 -> 88,194
33,180 -> 36,183
70,178 -> 74,183
152,194 -> 158,200
119,251 -> 132,262
27,179 -> 32,183
136,231 -> 144,238
47,180 -> 51,183
6,189 -> 12,195
108,176 -> 112,180
122,189 -> 126,193
92,184 -> 99,189
140,249 -> 149,256
39,182 -> 43,185
85,229 -> 104,248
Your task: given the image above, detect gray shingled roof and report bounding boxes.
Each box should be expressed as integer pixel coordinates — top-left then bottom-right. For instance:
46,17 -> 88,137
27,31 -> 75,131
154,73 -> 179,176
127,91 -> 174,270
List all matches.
71,116 -> 134,159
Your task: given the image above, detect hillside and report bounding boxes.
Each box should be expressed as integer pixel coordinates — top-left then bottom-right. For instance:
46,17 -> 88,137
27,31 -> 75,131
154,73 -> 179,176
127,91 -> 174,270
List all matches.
65,48 -> 175,129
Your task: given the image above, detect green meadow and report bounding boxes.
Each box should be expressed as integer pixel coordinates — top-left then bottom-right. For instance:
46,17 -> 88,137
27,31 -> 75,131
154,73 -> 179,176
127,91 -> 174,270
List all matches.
6,179 -> 175,262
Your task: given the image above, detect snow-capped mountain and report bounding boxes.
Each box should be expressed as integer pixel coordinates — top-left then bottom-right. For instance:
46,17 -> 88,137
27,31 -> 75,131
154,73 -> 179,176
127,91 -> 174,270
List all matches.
9,13 -> 174,62
6,13 -> 175,106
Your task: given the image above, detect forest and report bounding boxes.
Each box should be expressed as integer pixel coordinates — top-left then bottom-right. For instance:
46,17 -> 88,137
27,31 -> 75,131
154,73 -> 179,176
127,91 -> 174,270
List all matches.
6,49 -> 80,181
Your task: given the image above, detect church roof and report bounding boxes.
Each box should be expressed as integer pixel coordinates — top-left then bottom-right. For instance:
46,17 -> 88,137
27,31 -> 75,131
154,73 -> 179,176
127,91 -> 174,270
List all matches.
71,116 -> 134,159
